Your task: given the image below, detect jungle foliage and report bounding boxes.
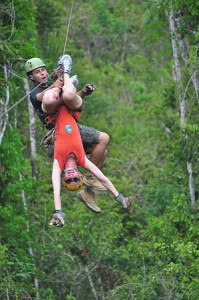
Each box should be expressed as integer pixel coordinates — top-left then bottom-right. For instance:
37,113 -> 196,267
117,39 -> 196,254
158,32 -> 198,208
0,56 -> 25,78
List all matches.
0,0 -> 199,299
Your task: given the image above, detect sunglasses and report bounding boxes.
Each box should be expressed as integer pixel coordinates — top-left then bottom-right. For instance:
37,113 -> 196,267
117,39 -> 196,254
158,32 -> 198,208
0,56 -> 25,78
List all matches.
64,177 -> 81,184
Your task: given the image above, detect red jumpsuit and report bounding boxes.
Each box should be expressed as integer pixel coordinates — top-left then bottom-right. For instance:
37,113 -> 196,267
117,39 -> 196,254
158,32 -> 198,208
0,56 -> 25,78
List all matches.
54,105 -> 86,170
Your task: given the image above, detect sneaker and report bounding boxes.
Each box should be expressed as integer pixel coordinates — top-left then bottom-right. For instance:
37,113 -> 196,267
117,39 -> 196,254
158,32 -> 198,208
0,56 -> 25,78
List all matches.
83,175 -> 107,191
49,210 -> 66,227
57,54 -> 72,74
70,75 -> 79,86
76,189 -> 101,213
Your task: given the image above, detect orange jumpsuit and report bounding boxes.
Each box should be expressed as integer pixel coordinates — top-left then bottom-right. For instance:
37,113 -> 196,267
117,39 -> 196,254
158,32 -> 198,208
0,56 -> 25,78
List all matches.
54,105 -> 86,170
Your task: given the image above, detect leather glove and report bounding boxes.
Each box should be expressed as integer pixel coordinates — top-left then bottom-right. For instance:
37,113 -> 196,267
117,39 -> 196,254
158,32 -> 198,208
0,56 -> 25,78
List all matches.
51,68 -> 63,81
49,210 -> 66,227
82,84 -> 97,96
115,193 -> 132,208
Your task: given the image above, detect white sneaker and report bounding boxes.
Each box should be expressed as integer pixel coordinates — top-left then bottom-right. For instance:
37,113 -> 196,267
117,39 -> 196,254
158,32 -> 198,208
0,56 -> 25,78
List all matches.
57,54 -> 72,74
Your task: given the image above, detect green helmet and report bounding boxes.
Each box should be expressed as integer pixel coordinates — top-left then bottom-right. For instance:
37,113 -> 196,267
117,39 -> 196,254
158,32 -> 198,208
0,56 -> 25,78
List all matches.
24,57 -> 46,74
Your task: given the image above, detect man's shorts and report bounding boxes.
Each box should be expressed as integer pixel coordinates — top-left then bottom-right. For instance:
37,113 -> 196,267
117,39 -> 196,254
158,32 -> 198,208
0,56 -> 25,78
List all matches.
78,124 -> 100,152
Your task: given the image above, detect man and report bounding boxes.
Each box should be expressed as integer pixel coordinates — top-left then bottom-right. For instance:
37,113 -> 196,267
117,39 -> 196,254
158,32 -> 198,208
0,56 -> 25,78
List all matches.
50,86 -> 132,227
25,55 -> 110,212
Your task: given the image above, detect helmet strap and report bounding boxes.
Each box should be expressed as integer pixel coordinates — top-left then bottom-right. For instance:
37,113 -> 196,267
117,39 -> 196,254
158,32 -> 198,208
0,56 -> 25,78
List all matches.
28,74 -> 34,81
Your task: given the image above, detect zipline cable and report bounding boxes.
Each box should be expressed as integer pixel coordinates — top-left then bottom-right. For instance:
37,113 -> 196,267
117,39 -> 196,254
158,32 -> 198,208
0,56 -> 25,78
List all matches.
0,0 -> 75,120
62,0 -> 75,56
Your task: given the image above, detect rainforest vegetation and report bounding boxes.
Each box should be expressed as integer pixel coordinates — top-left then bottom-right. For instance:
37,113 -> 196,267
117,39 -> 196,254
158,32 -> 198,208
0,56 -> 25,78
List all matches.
0,0 -> 199,299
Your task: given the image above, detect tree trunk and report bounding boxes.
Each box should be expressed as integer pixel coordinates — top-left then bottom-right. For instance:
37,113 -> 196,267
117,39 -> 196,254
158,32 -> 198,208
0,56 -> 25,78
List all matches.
23,78 -> 38,179
187,162 -> 195,206
20,174 -> 40,299
98,275 -> 105,300
0,64 -> 10,145
167,9 -> 185,127
167,7 -> 195,206
22,79 -> 40,296
85,266 -> 98,300
175,16 -> 199,104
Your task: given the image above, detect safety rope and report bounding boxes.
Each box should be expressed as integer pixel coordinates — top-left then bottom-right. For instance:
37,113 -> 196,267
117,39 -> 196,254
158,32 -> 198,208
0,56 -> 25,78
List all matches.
0,0 -> 75,119
0,78 -> 48,119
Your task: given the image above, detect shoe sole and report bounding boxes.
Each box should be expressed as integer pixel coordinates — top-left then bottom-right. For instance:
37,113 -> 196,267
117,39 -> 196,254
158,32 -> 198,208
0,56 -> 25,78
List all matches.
83,181 -> 107,191
76,193 -> 101,213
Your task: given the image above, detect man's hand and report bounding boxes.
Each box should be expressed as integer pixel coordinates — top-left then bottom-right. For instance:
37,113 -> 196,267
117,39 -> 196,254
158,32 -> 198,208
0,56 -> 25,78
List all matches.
53,77 -> 64,90
82,84 -> 97,96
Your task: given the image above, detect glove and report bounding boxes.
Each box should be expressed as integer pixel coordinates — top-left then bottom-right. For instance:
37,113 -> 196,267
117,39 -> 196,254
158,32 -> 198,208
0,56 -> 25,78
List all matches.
49,210 -> 66,227
82,84 -> 97,96
51,67 -> 63,81
115,193 -> 132,209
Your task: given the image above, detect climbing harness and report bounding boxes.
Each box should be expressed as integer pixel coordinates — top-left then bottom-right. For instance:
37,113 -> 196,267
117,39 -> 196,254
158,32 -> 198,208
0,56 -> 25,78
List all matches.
45,114 -> 58,125
40,128 -> 55,149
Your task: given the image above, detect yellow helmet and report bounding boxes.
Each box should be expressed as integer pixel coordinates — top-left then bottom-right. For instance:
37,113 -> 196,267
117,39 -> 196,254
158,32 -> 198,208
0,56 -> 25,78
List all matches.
63,174 -> 84,191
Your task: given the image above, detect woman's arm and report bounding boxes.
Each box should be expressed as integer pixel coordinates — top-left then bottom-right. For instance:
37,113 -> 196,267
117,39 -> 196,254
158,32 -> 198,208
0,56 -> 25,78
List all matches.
84,157 -> 119,197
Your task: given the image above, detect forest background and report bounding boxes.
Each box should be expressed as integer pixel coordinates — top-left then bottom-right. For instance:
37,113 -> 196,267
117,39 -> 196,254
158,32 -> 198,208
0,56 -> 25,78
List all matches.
0,0 -> 199,299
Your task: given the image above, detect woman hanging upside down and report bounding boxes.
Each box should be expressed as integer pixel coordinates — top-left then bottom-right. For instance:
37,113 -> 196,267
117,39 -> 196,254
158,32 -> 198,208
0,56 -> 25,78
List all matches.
49,55 -> 132,227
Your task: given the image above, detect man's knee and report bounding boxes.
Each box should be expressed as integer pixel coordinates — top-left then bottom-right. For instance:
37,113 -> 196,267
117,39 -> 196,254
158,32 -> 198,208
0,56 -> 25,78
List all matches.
98,132 -> 110,146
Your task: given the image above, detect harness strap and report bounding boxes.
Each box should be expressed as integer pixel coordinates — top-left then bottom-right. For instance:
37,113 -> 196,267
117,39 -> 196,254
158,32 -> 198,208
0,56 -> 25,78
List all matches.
45,114 -> 58,125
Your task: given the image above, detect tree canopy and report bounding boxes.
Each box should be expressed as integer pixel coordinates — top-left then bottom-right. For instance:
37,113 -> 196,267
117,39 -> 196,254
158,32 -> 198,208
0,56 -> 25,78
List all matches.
0,0 -> 199,299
